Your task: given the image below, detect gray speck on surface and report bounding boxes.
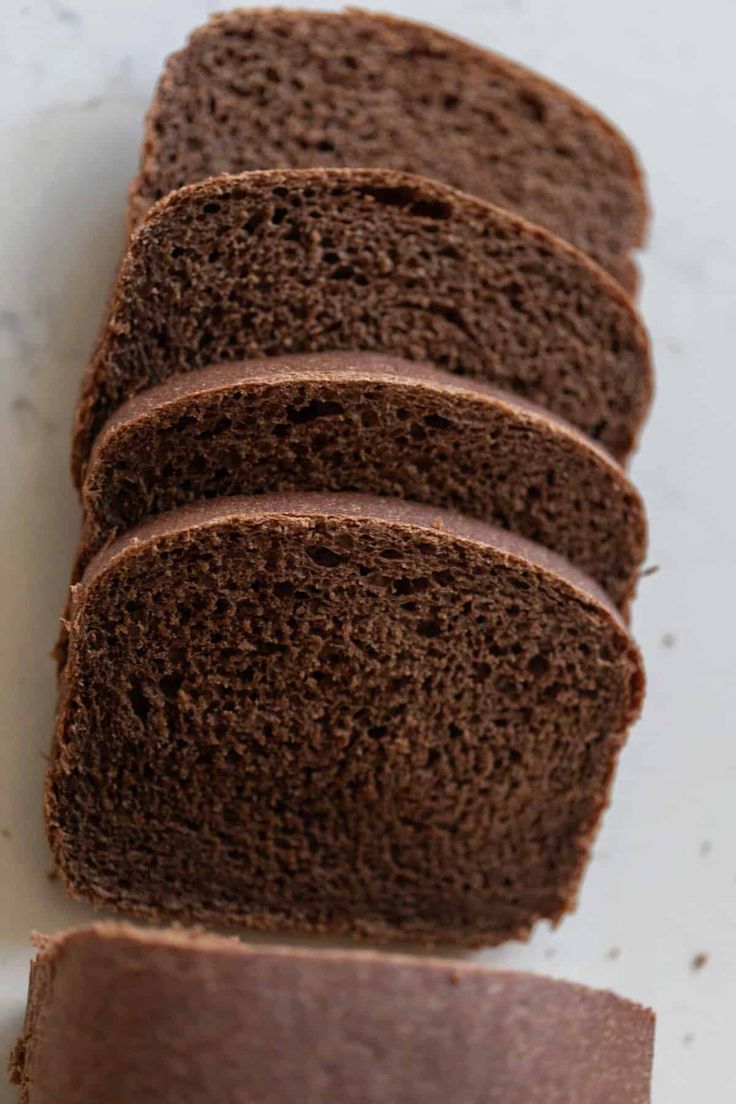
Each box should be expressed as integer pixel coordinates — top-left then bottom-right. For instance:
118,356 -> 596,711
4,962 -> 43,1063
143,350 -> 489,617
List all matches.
691,952 -> 708,972
639,564 -> 660,579
11,395 -> 35,417
606,947 -> 621,960
700,840 -> 712,857
0,308 -> 41,364
81,95 -> 104,111
0,309 -> 22,334
109,55 -> 134,93
683,1032 -> 695,1045
662,632 -> 677,648
543,947 -> 556,959
10,395 -> 59,433
49,0 -> 82,26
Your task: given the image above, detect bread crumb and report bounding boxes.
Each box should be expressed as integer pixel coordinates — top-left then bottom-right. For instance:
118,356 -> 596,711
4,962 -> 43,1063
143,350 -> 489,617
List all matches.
639,564 -> 660,578
691,952 -> 708,971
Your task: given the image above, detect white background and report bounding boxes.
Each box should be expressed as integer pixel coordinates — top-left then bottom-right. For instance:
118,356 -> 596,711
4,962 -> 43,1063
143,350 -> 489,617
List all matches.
1,1 -> 734,1100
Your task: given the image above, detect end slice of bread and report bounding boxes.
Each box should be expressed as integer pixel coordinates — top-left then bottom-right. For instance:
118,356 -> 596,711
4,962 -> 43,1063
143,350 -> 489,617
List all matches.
11,923 -> 654,1103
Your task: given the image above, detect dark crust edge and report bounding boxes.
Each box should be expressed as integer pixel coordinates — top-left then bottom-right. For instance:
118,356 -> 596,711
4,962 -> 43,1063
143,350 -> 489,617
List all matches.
76,490 -> 628,624
88,352 -> 629,472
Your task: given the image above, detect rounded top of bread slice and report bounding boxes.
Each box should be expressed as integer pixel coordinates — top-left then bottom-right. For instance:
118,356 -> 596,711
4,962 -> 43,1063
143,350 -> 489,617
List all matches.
129,7 -> 647,287
73,167 -> 652,483
12,923 -> 654,1104
76,490 -> 625,623
90,350 -> 602,441
81,352 -> 647,608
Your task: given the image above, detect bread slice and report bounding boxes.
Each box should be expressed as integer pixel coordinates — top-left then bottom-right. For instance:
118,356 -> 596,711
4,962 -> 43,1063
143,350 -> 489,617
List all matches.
72,168 -> 652,485
129,8 -> 647,290
10,924 -> 655,1104
48,493 -> 644,946
79,352 -> 646,609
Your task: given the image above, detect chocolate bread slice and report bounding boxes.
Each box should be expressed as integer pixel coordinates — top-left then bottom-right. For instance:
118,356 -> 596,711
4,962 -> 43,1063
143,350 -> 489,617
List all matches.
48,493 -> 644,945
80,352 -> 647,609
10,924 -> 655,1104
72,168 -> 652,485
129,8 -> 647,289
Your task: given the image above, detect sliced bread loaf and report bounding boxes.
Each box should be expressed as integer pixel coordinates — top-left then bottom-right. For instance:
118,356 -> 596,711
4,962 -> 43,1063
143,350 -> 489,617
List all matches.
11,924 -> 655,1104
48,493 -> 644,946
72,168 -> 652,484
129,8 -> 647,289
79,352 -> 646,608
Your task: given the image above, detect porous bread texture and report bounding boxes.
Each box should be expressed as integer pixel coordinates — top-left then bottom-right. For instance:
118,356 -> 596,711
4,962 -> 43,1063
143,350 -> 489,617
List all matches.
10,923 -> 655,1104
72,167 -> 652,485
129,7 -> 647,289
48,494 -> 644,947
79,353 -> 647,608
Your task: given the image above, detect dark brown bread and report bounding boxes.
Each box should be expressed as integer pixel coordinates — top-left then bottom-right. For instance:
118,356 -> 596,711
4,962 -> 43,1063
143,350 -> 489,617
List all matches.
72,168 -> 652,485
48,493 -> 644,946
129,8 -> 647,289
10,924 -> 655,1104
80,352 -> 647,608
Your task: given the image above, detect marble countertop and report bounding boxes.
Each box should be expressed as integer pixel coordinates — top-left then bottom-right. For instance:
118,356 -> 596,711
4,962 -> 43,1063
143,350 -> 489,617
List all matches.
1,2 -> 735,1100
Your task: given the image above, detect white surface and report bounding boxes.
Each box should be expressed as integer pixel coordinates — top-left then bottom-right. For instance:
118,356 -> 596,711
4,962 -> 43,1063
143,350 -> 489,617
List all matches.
1,1 -> 734,1099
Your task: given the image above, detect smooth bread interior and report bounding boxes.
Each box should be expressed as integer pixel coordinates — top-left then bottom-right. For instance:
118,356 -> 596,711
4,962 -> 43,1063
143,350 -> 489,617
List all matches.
11,924 -> 655,1104
49,495 -> 644,946
81,353 -> 647,608
129,8 -> 647,288
73,168 -> 652,482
